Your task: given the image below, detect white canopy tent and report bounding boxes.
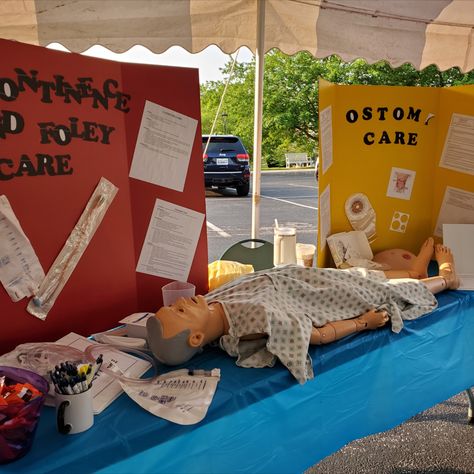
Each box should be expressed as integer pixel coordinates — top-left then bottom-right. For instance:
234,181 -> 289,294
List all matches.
2,0 -> 474,238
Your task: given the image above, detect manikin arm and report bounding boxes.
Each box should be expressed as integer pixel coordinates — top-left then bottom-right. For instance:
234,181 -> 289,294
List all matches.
310,309 -> 389,345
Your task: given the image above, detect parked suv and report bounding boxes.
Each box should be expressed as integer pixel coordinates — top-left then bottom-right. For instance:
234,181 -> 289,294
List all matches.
202,135 -> 250,196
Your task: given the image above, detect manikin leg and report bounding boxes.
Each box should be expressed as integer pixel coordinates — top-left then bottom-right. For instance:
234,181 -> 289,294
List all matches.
383,237 -> 434,280
419,244 -> 460,293
311,243 -> 459,345
421,276 -> 447,293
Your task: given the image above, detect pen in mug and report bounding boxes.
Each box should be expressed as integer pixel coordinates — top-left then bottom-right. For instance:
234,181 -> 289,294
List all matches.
86,354 -> 103,386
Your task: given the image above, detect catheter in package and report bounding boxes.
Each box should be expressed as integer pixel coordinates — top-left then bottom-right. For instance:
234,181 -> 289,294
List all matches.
0,195 -> 45,302
27,177 -> 118,320
120,368 -> 221,425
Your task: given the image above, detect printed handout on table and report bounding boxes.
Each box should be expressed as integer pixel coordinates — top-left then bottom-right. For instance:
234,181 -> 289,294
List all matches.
136,199 -> 205,281
129,101 -> 198,192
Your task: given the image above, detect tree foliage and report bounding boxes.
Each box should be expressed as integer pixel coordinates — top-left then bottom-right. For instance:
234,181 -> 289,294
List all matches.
200,51 -> 474,167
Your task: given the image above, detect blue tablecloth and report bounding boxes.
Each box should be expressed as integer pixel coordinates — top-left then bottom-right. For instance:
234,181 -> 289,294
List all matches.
5,289 -> 474,473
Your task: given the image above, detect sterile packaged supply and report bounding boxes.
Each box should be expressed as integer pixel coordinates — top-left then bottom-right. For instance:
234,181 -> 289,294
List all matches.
92,313 -> 154,348
0,195 -> 45,302
119,312 -> 154,339
27,177 -> 118,320
91,326 -> 147,349
120,368 -> 221,425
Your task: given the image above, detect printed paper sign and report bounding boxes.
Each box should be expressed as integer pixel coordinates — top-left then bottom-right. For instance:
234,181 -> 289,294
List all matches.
435,186 -> 474,237
137,199 -> 205,281
130,101 -> 198,192
320,106 -> 333,175
319,184 -> 331,251
439,113 -> 474,175
386,167 -> 416,200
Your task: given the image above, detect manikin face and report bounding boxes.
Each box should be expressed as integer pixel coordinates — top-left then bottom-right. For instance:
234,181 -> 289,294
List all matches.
156,295 -> 210,339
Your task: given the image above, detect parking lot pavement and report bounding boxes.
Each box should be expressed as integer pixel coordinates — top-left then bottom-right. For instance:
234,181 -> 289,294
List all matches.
205,170 -> 318,262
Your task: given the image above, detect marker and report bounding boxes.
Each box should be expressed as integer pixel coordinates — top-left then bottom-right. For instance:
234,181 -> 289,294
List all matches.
88,354 -> 104,386
63,380 -> 74,395
80,375 -> 88,392
70,378 -> 81,394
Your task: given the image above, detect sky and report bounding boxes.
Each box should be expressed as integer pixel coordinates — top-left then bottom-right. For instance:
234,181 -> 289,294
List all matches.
48,43 -> 253,84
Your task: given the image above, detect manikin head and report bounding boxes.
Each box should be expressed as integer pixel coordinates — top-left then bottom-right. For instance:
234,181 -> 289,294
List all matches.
147,295 -> 211,366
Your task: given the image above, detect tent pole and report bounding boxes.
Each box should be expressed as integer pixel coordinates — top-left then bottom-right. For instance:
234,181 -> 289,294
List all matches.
251,0 -> 265,240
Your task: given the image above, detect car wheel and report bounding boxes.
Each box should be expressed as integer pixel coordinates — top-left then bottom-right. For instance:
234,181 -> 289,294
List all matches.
236,183 -> 250,197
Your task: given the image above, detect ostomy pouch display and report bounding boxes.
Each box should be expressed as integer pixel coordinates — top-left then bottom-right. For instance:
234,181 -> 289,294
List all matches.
0,195 -> 45,301
345,193 -> 377,242
120,368 -> 221,425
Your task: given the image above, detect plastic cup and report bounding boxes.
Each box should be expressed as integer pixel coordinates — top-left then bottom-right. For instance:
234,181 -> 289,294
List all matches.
274,227 -> 297,266
0,366 -> 49,464
162,281 -> 196,306
296,243 -> 316,267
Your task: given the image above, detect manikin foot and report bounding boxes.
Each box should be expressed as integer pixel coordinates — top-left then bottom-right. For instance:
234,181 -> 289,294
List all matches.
354,308 -> 390,331
435,244 -> 460,290
408,237 -> 434,279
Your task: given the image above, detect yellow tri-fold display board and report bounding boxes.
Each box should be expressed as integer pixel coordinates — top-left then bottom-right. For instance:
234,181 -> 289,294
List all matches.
317,79 -> 474,267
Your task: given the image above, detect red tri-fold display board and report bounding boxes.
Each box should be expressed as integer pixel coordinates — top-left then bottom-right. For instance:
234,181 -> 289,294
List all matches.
0,39 -> 208,352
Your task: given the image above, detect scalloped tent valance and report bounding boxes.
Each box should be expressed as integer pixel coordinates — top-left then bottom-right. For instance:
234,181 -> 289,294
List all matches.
2,0 -> 473,72
2,0 -> 473,239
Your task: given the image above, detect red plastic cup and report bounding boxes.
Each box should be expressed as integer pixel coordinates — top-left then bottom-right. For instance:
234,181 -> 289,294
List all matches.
0,366 -> 49,464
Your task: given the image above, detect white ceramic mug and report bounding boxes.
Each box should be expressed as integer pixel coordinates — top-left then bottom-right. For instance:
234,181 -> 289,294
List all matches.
55,388 -> 94,435
273,227 -> 297,266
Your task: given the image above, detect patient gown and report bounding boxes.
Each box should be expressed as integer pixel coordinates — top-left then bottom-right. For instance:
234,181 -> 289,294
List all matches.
205,265 -> 437,383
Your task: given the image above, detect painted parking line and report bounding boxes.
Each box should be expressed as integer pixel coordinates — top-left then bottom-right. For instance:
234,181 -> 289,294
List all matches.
287,183 -> 318,189
207,221 -> 231,237
260,194 -> 318,210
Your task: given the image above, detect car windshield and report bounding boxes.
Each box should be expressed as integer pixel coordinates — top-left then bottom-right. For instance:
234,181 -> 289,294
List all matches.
202,136 -> 246,154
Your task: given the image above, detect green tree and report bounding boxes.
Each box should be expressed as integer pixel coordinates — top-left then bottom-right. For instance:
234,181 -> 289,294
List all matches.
262,51 -> 320,166
200,52 -> 474,168
200,62 -> 255,158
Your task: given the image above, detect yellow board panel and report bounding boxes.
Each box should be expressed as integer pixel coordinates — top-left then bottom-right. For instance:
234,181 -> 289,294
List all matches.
317,80 -> 474,267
